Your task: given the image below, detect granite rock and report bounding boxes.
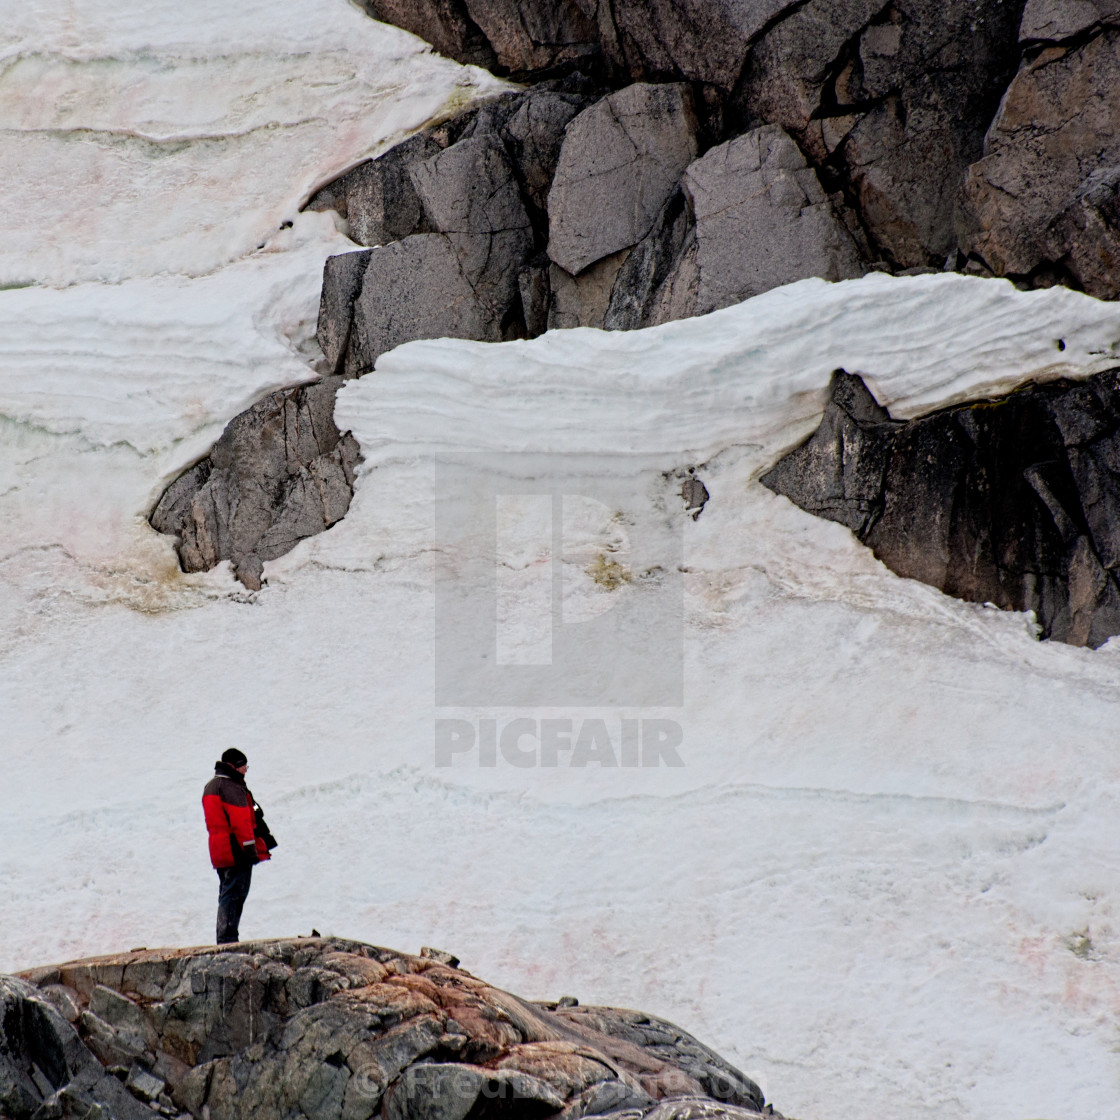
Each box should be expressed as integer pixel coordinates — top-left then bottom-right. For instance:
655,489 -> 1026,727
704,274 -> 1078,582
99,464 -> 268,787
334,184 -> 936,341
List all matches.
602,188 -> 694,331
350,234 -> 492,367
149,377 -> 360,590
503,89 -> 595,215
306,132 -> 443,249
7,939 -> 781,1120
1019,0 -> 1120,41
959,28 -> 1120,297
573,0 -> 796,88
358,0 -> 498,69
463,0 -> 600,76
0,976 -> 153,1120
411,134 -> 535,325
761,368 -> 1120,647
316,249 -> 372,375
672,125 -> 863,314
548,83 -> 697,275
739,0 -> 1025,268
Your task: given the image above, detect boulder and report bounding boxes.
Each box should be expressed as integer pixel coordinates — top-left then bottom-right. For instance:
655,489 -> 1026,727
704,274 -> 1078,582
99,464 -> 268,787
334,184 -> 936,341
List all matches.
411,134 -> 535,325
733,0 -> 884,141
7,939 -> 780,1120
739,0 -> 1025,268
362,0 -> 599,75
317,249 -> 373,375
959,28 -> 1120,298
306,85 -> 595,377
462,0 -> 600,75
550,1005 -> 763,1112
548,83 -> 697,275
503,88 -> 596,214
602,188 -> 694,331
361,0 -> 802,87
349,234 -> 491,367
358,0 -> 498,69
383,1064 -> 565,1120
669,125 -> 863,315
761,368 -> 1120,647
0,976 -> 153,1120
548,250 -> 630,329
306,132 -> 443,249
572,0 -> 797,88
149,377 -> 360,590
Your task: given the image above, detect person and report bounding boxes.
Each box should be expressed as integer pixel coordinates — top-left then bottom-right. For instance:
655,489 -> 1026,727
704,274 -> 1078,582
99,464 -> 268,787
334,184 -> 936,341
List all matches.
201,748 -> 276,944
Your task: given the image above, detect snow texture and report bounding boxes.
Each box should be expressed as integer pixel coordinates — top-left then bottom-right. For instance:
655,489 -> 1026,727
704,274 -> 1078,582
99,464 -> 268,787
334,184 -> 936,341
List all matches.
2,4 -> 1120,1120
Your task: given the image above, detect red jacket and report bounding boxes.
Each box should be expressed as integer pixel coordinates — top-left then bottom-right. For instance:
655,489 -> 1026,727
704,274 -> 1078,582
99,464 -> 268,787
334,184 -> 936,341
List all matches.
202,763 -> 271,869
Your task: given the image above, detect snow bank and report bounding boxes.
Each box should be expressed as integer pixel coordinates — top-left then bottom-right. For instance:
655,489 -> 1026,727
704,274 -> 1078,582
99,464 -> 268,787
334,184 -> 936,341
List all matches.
0,0 -> 505,286
4,270 -> 1120,1120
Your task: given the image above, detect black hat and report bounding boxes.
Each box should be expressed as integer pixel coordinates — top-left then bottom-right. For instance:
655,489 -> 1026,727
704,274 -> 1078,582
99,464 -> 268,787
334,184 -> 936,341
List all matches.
221,748 -> 248,768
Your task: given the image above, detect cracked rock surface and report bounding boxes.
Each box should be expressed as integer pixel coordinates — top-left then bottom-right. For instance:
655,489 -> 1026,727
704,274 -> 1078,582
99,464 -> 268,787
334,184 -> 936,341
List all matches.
670,124 -> 863,315
959,24 -> 1120,296
5,938 -> 779,1120
546,83 -> 698,275
762,369 -> 1120,648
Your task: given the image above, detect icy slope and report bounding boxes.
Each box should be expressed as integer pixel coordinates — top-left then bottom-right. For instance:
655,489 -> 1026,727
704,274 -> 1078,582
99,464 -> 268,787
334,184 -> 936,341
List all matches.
0,0 -> 503,285
2,3 -> 1120,1120
5,268 -> 1120,1120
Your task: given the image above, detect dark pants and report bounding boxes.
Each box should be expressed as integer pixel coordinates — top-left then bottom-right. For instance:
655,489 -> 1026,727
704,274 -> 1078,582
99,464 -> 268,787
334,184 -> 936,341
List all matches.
216,865 -> 252,944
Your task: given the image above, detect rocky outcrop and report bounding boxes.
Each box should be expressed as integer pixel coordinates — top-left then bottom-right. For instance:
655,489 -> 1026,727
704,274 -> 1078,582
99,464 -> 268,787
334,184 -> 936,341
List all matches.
5,938 -> 781,1120
739,0 -> 1025,269
308,133 -> 443,251
546,83 -> 697,275
761,369 -> 1120,647
149,379 -> 360,590
360,0 -> 788,86
0,976 -> 154,1120
361,0 -> 599,79
959,24 -> 1120,296
307,82 -> 599,374
152,0 -> 1120,588
665,125 -> 864,316
1019,0 -> 1120,43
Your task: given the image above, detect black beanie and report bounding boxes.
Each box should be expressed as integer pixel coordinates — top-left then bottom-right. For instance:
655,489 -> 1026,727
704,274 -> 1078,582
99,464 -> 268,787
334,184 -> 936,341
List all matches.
221,748 -> 248,768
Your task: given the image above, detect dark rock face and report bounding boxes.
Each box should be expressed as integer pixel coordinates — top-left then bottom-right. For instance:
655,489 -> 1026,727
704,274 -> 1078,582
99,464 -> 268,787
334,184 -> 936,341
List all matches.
1019,0 -> 1120,42
307,133 -> 443,250
356,0 -> 1120,301
669,124 -> 864,315
306,83 -> 599,376
359,0 -> 499,71
149,379 -> 360,590
737,0 -> 1027,269
761,369 -> 1120,647
7,938 -> 780,1120
363,0 -> 599,79
573,0 -> 793,89
959,25 -> 1120,296
0,977 -> 153,1120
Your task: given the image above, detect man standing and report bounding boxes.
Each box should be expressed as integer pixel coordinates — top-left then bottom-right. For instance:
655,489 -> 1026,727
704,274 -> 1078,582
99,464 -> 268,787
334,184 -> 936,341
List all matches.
202,748 -> 275,944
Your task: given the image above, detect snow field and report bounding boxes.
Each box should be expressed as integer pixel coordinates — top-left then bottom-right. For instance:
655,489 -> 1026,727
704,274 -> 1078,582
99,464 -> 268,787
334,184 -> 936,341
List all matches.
1,3 -> 1120,1119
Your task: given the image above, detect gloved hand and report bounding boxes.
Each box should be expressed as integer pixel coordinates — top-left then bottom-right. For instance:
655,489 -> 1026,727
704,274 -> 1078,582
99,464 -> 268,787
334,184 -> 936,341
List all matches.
240,841 -> 260,865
